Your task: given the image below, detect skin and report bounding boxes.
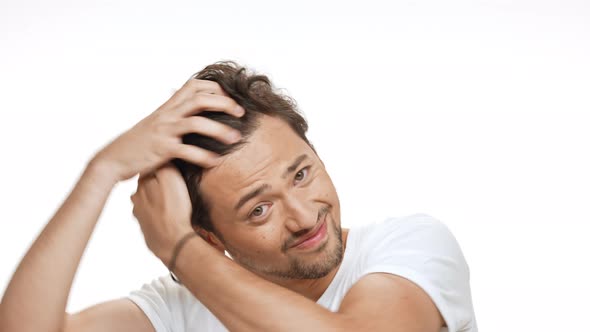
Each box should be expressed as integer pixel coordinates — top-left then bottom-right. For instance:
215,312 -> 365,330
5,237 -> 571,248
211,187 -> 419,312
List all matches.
0,78 -> 444,332
131,115 -> 444,331
197,115 -> 345,300
0,78 -> 243,332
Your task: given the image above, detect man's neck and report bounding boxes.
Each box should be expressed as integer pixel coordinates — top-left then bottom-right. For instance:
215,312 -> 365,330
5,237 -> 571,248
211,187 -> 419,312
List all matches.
266,228 -> 350,302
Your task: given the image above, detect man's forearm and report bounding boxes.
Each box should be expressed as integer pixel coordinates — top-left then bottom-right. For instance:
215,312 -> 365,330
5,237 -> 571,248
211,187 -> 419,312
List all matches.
0,160 -> 117,332
173,237 -> 356,332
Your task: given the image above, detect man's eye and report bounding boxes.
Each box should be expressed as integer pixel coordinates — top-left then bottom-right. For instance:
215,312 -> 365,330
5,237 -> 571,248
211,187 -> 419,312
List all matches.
294,167 -> 309,183
250,204 -> 270,218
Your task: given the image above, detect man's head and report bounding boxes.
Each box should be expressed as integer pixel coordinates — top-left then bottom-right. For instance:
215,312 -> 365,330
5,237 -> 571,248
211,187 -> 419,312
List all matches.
174,61 -> 342,281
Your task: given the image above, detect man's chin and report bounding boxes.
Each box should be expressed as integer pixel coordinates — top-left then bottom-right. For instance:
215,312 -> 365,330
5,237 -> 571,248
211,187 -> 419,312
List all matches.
231,216 -> 344,280
284,221 -> 344,279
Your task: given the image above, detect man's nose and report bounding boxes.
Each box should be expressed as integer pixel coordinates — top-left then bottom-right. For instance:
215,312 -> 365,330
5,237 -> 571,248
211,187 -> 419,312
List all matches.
282,194 -> 317,233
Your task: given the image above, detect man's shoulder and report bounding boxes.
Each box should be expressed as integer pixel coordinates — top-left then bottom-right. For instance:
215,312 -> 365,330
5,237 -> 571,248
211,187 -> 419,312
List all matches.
346,214 -> 476,331
352,213 -> 466,273
127,275 -> 213,329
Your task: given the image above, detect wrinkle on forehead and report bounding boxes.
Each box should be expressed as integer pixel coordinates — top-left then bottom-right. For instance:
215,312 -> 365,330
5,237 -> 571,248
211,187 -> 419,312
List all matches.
199,115 -> 307,206
203,135 -> 275,184
205,150 -> 275,194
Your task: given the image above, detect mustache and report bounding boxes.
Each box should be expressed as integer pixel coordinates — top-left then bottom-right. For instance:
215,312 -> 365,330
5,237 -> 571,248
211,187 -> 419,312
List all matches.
282,206 -> 330,251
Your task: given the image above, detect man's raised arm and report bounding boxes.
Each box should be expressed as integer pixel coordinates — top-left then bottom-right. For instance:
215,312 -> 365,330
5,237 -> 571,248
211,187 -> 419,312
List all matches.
0,78 -> 245,332
0,160 -> 125,332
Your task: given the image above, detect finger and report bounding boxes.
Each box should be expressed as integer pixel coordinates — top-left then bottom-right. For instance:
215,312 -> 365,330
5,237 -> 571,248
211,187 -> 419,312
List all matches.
175,116 -> 241,145
176,93 -> 245,118
172,144 -> 221,169
136,172 -> 160,204
180,78 -> 230,98
156,79 -> 229,112
154,163 -> 189,194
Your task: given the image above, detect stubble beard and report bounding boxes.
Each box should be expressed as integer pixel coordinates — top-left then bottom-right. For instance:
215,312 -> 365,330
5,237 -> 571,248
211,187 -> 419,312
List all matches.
272,219 -> 343,279
227,217 -> 344,280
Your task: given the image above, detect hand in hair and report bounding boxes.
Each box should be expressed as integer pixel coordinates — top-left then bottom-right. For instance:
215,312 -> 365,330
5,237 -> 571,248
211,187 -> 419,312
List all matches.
91,79 -> 245,182
131,163 -> 195,266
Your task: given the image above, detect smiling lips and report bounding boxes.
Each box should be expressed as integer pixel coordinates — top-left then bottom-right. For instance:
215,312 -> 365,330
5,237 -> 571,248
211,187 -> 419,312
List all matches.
291,215 -> 329,250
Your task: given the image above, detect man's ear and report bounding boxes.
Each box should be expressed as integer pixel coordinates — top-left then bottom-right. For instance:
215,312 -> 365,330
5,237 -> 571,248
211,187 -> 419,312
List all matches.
195,227 -> 225,253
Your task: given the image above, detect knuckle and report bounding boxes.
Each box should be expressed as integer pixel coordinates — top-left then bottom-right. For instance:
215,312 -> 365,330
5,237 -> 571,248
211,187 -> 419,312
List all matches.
187,94 -> 206,109
185,77 -> 200,87
209,81 -> 223,91
187,116 -> 205,128
157,141 -> 173,158
168,143 -> 184,157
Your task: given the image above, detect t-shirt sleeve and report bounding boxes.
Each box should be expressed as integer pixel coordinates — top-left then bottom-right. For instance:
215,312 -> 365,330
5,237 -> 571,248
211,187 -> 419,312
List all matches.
127,275 -> 187,332
361,214 -> 477,332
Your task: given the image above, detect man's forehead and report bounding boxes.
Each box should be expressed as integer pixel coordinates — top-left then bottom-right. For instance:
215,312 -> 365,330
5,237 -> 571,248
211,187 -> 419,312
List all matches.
200,115 -> 312,197
205,143 -> 276,186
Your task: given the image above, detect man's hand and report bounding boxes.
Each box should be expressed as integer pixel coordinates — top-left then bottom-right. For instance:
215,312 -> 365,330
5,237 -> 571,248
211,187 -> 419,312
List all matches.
93,79 -> 244,183
131,164 -> 195,265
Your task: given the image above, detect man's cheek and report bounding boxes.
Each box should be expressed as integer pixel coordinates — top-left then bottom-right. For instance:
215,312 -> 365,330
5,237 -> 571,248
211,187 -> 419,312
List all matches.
310,177 -> 335,200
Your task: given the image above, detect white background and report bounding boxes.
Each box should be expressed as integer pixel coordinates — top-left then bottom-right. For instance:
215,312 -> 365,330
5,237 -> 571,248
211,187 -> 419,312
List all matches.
1,0 -> 588,330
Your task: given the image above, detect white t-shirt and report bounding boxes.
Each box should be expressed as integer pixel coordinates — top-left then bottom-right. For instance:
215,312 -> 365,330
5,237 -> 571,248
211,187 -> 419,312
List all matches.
128,214 -> 477,331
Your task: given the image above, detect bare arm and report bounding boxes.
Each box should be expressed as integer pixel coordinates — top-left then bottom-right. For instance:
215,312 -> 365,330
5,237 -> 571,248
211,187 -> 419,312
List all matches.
0,163 -> 156,332
131,166 -> 445,332
0,162 -> 118,332
64,299 -> 154,332
176,235 -> 443,332
0,78 -> 244,332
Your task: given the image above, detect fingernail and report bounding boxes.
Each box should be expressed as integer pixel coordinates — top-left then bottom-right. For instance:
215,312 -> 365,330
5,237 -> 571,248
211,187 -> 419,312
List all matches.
229,131 -> 241,142
235,106 -> 245,116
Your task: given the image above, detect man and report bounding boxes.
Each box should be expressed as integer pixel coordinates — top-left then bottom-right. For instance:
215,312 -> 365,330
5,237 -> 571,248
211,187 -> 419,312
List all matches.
0,62 -> 477,331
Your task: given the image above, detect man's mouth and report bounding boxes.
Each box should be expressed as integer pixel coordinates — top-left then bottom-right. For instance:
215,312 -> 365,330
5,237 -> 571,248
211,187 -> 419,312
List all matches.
290,211 -> 329,250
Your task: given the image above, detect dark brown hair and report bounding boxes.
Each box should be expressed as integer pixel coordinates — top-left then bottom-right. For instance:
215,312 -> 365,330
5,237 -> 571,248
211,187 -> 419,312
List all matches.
173,61 -> 312,234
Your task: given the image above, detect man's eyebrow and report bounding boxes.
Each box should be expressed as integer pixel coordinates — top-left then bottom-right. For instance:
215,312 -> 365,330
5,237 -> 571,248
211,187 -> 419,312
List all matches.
233,154 -> 309,212
234,184 -> 271,212
281,154 -> 308,179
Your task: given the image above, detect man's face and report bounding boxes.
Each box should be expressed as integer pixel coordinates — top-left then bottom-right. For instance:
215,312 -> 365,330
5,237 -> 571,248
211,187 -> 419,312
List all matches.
199,115 -> 343,280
